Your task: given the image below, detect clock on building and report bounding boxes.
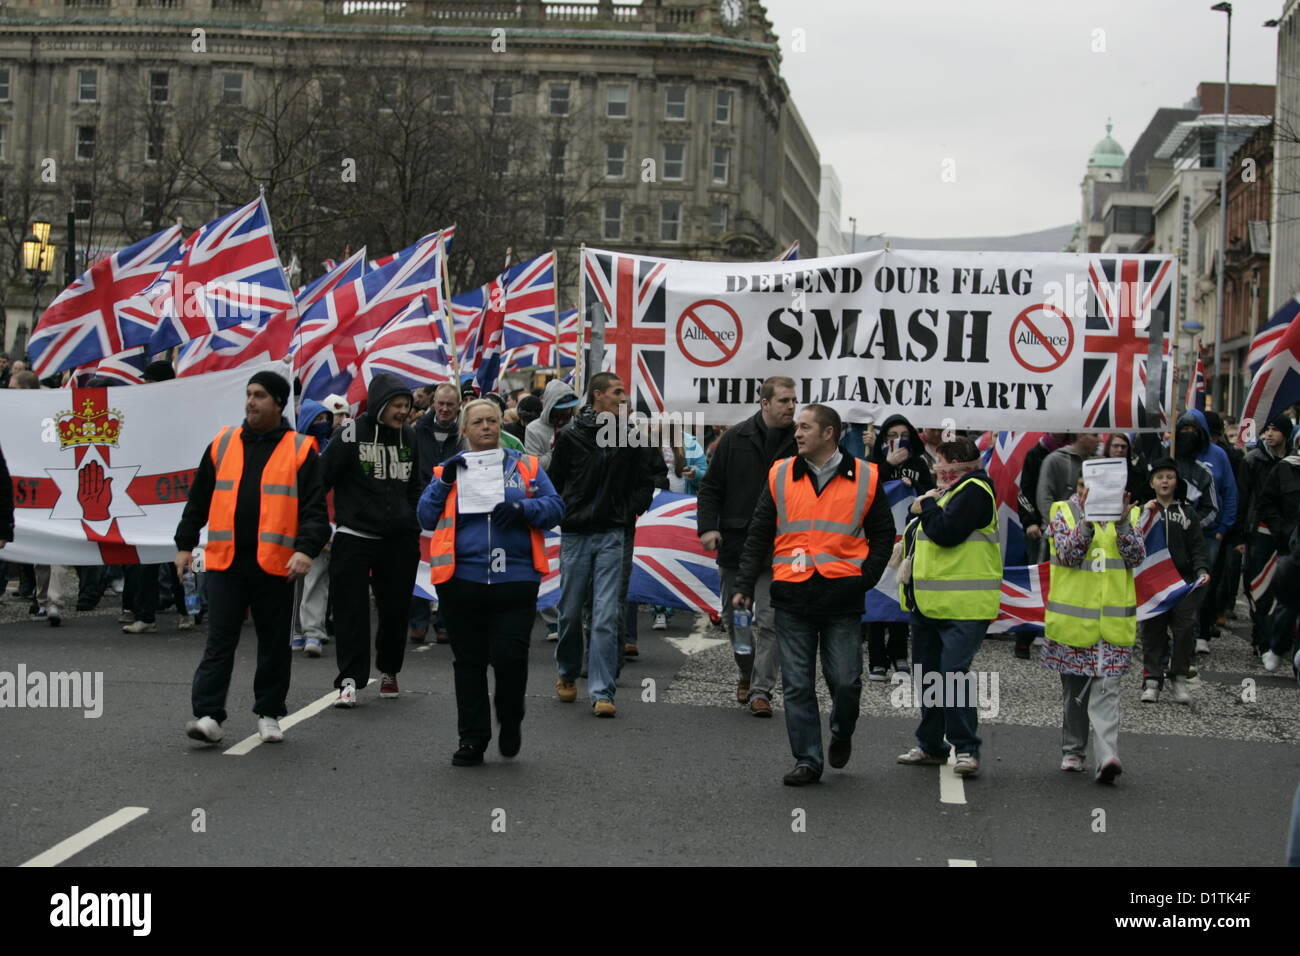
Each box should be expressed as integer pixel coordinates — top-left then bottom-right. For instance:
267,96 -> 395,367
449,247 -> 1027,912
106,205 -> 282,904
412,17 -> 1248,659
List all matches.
719,0 -> 746,28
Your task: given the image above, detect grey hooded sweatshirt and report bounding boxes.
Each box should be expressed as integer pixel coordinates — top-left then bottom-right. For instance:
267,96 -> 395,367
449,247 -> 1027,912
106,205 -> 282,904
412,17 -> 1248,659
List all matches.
525,379 -> 578,472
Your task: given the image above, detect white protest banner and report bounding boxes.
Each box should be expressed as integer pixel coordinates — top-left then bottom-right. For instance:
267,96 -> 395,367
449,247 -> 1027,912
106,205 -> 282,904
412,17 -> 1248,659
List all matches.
0,361 -> 290,565
582,247 -> 1176,431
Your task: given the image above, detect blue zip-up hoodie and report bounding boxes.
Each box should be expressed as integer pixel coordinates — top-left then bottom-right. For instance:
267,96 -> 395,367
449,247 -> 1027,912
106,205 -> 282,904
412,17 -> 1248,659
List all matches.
416,448 -> 565,585
296,398 -> 332,451
1175,408 -> 1237,536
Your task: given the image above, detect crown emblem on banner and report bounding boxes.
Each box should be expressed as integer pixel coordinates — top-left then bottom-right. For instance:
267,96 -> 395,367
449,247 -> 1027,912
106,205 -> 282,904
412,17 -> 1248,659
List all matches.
56,397 -> 124,449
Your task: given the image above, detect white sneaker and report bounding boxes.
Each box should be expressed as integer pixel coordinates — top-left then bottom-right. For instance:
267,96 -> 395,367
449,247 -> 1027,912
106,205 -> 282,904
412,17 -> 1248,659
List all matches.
1060,753 -> 1086,772
1195,638 -> 1211,655
1262,650 -> 1282,672
652,613 -> 667,630
122,620 -> 157,634
177,615 -> 195,631
1140,680 -> 1159,703
334,678 -> 357,708
257,716 -> 284,742
185,716 -> 223,743
304,636 -> 322,657
1169,676 -> 1191,704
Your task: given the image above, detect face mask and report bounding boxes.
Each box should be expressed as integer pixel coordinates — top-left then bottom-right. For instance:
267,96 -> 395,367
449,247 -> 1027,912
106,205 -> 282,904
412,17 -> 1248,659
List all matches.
308,421 -> 332,443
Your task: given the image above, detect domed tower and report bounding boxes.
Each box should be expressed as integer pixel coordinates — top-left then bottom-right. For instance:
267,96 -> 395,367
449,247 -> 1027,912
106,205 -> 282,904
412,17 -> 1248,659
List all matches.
1073,119 -> 1127,252
1087,120 -> 1127,179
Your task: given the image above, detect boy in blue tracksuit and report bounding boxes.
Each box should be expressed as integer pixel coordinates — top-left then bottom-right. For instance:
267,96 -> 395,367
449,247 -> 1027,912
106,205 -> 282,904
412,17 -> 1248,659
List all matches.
1173,409 -> 1237,652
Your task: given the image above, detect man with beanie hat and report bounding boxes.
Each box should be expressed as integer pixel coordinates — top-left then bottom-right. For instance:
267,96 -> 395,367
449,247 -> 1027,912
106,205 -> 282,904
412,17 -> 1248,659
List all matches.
175,370 -> 329,745
1239,414 -> 1292,656
320,373 -> 422,706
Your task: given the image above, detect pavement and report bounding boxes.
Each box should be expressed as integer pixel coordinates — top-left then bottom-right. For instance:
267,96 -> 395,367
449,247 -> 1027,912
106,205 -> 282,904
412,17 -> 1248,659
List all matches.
2,582 -> 1298,867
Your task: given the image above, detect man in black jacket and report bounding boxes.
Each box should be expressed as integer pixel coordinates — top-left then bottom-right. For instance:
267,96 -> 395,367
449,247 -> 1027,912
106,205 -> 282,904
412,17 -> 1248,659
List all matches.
322,373 -> 423,706
696,375 -> 796,714
548,372 -> 656,717
1238,415 -> 1291,655
176,371 -> 329,745
733,405 -> 896,786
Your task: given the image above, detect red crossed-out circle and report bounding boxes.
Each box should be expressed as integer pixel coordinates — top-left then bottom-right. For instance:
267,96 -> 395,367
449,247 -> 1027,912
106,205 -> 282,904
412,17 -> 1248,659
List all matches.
1009,304 -> 1074,373
676,299 -> 744,367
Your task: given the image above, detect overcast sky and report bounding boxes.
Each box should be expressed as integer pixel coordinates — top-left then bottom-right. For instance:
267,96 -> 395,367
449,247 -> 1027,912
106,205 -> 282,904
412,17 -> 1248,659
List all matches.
763,0 -> 1283,239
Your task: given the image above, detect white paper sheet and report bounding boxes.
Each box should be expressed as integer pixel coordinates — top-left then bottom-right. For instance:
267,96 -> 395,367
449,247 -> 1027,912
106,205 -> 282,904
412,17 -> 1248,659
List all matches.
1082,457 -> 1128,522
457,449 -> 505,514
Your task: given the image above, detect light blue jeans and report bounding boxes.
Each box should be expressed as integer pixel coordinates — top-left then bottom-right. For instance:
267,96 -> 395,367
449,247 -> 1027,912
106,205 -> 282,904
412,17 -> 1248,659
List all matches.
556,529 -> 626,702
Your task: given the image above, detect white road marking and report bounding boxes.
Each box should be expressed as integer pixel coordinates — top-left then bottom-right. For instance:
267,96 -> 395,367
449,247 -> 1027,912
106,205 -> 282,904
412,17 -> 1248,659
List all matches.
224,679 -> 376,756
666,615 -> 728,657
415,644 -> 431,653
939,753 -> 967,805
20,806 -> 149,867
948,858 -> 977,867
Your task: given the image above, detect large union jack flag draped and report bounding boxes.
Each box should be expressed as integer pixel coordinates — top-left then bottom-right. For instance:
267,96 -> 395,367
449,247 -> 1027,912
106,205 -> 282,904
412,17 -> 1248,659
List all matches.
505,308 -> 579,371
980,431 -> 1044,567
626,491 -> 721,613
29,225 -> 183,377
1082,256 -> 1174,429
345,294 -> 453,408
583,249 -> 668,416
145,196 -> 295,353
295,231 -> 445,403
1241,295 -> 1300,432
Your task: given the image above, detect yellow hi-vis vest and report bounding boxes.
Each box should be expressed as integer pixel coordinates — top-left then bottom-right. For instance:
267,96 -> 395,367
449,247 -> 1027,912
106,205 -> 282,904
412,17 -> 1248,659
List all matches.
903,475 -> 1002,620
1045,500 -> 1140,648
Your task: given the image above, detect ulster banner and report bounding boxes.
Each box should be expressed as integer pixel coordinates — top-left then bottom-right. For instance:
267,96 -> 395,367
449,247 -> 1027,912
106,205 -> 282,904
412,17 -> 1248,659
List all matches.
0,361 -> 289,565
583,247 -> 1176,430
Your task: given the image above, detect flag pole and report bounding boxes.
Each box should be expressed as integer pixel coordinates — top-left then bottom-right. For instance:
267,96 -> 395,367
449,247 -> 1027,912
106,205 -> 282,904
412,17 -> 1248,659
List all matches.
439,229 -> 460,381
551,248 -> 561,381
575,243 -> 586,396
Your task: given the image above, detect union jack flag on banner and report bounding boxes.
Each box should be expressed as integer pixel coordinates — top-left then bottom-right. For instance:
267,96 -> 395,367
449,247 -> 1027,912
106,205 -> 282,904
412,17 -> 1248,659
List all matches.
582,249 -> 668,416
29,225 -> 183,377
1241,295 -> 1300,434
505,309 -> 579,371
146,196 -> 296,352
345,294 -> 453,408
626,491 -> 721,613
1082,256 -> 1175,429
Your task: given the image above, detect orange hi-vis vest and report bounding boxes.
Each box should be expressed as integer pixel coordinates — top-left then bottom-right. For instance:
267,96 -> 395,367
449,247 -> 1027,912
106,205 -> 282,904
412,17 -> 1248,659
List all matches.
204,425 -> 315,576
428,453 -> 549,585
768,455 -> 879,583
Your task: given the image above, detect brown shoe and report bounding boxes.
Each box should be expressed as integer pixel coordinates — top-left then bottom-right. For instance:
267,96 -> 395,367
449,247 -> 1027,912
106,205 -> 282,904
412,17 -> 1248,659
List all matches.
623,643 -> 639,658
555,679 -> 578,703
736,680 -> 751,704
750,697 -> 772,717
592,699 -> 617,718
434,629 -> 451,644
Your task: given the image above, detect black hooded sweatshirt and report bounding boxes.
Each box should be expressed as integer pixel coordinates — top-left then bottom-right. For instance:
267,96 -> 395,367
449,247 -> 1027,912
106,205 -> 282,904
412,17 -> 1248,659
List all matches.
869,414 -> 934,492
548,405 -> 658,533
320,373 -> 422,539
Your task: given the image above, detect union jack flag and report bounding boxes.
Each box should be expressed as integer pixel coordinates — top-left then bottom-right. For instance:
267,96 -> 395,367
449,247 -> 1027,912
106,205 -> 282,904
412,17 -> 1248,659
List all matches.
981,431 -> 1044,566
146,196 -> 296,352
1082,256 -> 1175,429
499,251 -> 559,352
775,240 -> 800,261
1134,506 -> 1202,618
866,479 -> 916,623
991,562 -> 1052,632
295,248 -> 369,309
582,248 -> 668,416
1184,349 -> 1206,412
29,225 -> 183,377
345,294 -> 453,408
295,231 -> 446,403
414,527 -> 560,605
1249,532 -> 1278,606
69,346 -> 151,386
626,491 -> 721,613
370,225 -> 454,271
505,308 -> 578,371
1241,295 -> 1300,433
175,310 -> 295,378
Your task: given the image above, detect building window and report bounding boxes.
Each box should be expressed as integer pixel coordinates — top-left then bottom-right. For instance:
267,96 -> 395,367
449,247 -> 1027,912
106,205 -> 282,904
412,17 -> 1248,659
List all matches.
222,72 -> 243,106
0,68 -> 10,102
660,201 -> 681,242
378,77 -> 398,112
605,141 -> 626,179
150,71 -> 169,104
544,197 -> 564,238
219,130 -> 239,164
603,199 -> 622,240
434,80 -> 454,114
712,145 -> 730,184
710,204 -> 728,236
549,83 -> 570,116
606,84 -> 629,118
146,124 -> 164,163
663,143 -> 685,181
319,76 -> 342,108
0,123 -> 6,162
493,81 -> 512,115
715,89 -> 733,124
76,125 -> 96,161
142,186 -> 162,226
664,86 -> 687,120
550,140 -> 567,176
78,69 -> 98,103
490,140 -> 509,174
73,183 -> 93,222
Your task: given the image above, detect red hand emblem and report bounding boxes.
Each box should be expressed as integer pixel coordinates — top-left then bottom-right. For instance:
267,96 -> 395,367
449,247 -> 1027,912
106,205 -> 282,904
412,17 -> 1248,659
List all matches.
78,460 -> 113,522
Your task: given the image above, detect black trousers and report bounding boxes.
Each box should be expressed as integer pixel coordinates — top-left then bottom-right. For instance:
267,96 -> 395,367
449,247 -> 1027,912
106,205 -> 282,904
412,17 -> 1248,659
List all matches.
191,559 -> 293,723
123,564 -> 159,623
331,532 -> 420,689
438,578 -> 538,748
866,621 -> 909,670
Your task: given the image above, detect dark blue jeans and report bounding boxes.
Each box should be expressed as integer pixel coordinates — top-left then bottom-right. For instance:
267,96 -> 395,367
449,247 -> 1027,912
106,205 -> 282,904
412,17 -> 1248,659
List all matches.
909,612 -> 988,758
774,608 -> 863,775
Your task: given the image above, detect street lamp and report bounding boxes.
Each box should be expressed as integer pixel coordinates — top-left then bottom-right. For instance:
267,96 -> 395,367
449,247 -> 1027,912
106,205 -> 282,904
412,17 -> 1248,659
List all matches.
20,220 -> 56,357
1211,1 -> 1231,412
848,216 -> 857,253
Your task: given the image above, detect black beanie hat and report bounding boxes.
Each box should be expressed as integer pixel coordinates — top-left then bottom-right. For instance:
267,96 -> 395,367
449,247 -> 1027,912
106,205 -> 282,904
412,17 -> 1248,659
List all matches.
1266,413 -> 1294,436
143,360 -> 175,383
248,370 -> 290,408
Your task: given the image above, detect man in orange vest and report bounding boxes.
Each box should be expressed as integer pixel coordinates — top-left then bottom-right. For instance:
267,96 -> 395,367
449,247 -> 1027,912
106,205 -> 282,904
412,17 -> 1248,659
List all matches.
733,404 -> 896,786
175,371 -> 329,745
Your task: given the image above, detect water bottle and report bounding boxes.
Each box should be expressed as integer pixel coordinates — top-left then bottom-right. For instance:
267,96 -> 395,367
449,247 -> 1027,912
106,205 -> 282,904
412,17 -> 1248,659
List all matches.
182,569 -> 201,617
733,605 -> 754,656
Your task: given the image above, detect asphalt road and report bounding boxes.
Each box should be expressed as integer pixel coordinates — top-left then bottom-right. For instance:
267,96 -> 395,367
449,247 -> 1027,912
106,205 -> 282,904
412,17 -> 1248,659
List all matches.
2,599 -> 1297,867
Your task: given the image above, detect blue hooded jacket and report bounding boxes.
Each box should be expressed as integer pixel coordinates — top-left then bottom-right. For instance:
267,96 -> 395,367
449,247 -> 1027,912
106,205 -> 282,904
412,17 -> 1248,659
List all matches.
297,398 -> 333,451
1175,409 -> 1237,536
416,448 -> 565,585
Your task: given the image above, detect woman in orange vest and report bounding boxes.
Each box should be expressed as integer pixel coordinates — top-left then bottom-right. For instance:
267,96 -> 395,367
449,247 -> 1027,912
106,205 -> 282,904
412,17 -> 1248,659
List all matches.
417,398 -> 565,767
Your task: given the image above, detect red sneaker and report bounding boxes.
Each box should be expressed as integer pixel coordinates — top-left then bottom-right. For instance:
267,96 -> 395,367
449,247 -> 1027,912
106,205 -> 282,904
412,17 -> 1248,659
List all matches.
379,674 -> 399,699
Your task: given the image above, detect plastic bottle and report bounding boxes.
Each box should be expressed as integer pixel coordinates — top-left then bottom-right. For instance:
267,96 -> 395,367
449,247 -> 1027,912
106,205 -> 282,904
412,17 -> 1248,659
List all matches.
182,569 -> 201,617
732,606 -> 754,656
